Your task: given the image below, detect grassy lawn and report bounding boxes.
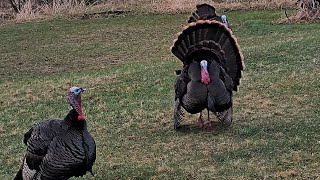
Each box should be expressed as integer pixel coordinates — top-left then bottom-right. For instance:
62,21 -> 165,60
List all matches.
0,10 -> 319,179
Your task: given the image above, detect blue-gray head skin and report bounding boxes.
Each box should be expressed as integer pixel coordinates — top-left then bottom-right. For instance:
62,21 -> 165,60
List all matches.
200,60 -> 208,68
200,60 -> 210,85
221,15 -> 230,28
67,86 -> 86,121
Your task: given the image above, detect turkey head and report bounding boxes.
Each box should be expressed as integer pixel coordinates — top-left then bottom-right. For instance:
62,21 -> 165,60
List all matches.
67,86 -> 86,121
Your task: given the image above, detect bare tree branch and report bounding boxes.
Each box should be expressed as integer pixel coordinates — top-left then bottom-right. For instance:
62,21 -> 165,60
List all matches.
8,0 -> 19,13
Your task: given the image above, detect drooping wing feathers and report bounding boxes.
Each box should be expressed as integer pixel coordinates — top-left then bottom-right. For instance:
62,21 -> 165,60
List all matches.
174,68 -> 188,129
174,67 -> 190,100
39,130 -> 87,179
22,158 -> 39,180
171,20 -> 244,91
25,119 -> 65,170
187,3 -> 217,23
23,115 -> 96,179
173,99 -> 184,129
215,106 -> 233,127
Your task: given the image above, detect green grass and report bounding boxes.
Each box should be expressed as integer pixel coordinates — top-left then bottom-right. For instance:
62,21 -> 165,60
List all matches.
0,11 -> 319,179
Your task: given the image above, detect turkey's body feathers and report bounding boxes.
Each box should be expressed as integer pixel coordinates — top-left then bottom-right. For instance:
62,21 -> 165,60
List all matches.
177,61 -> 232,114
19,110 -> 96,180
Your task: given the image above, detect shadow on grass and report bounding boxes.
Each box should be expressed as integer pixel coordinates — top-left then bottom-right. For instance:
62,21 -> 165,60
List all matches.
175,121 -> 230,135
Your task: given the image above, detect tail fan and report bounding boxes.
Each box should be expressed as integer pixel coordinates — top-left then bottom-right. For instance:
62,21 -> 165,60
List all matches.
171,20 -> 244,91
187,3 -> 217,23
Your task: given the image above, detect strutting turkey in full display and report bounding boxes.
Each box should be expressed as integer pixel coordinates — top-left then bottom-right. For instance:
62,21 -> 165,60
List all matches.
14,87 -> 96,180
172,4 -> 244,130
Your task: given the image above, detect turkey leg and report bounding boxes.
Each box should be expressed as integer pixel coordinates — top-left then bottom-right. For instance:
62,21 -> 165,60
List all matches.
197,112 -> 204,128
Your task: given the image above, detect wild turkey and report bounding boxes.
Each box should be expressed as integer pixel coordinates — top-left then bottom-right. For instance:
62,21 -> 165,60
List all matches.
187,3 -> 231,29
172,4 -> 244,130
14,86 -> 96,180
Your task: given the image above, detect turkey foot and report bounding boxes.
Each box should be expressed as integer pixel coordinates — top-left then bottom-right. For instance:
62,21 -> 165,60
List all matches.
205,120 -> 213,131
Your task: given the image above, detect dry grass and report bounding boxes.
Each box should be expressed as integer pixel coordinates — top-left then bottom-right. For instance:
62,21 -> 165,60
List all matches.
42,0 -> 87,16
14,0 -> 88,21
278,0 -> 320,23
146,0 -> 297,13
0,1 -> 14,23
15,0 -> 40,21
2,0 -> 299,22
93,0 -> 298,14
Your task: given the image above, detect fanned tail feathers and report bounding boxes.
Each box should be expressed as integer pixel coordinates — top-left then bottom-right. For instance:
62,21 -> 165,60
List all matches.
171,20 -> 244,91
187,3 -> 217,23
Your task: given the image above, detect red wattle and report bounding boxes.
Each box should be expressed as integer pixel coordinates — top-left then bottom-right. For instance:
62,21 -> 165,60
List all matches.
201,69 -> 211,85
78,115 -> 85,121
